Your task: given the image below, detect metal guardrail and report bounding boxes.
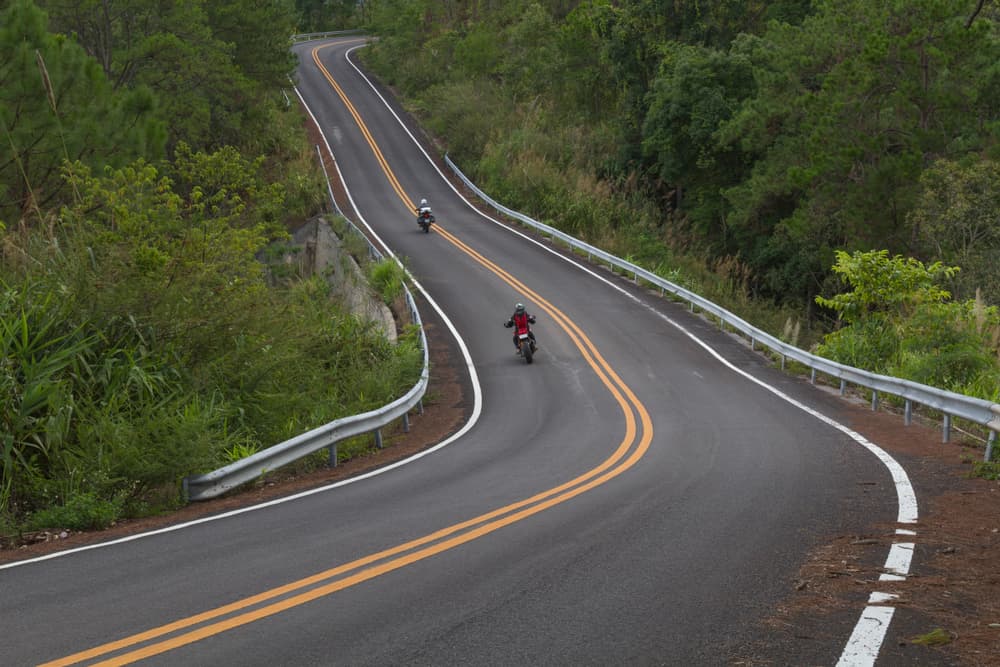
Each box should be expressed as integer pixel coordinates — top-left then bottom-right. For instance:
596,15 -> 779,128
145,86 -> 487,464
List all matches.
183,155 -> 428,501
290,30 -> 364,43
184,317 -> 426,501
445,155 -> 1000,461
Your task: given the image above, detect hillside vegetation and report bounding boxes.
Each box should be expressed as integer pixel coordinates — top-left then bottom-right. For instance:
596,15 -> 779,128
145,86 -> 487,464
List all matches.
2,0 -> 998,534
0,0 -> 417,537
360,0 -> 1000,409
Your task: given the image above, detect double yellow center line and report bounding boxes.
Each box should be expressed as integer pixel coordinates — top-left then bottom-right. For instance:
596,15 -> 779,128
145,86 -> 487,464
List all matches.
41,41 -> 653,666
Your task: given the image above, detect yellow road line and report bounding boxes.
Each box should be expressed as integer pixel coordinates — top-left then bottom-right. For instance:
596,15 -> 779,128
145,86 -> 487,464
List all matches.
312,46 -> 413,211
40,41 -> 654,667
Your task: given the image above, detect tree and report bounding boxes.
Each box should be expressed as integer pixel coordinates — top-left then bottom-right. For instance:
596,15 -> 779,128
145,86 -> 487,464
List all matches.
38,0 -> 299,154
815,249 -> 957,323
296,0 -> 362,31
497,3 -> 559,100
60,148 -> 288,364
909,158 -> 1000,304
814,248 -> 999,395
36,1 -> 201,89
205,0 -> 297,91
641,42 -> 755,246
0,0 -> 164,222
717,0 -> 1000,303
552,2 -> 617,119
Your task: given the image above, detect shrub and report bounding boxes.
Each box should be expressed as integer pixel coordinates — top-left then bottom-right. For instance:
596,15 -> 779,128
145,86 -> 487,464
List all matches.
26,492 -> 123,532
367,259 -> 406,304
813,315 -> 899,374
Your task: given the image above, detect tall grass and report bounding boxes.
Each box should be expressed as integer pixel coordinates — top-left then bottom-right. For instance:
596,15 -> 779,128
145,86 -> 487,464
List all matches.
367,258 -> 407,304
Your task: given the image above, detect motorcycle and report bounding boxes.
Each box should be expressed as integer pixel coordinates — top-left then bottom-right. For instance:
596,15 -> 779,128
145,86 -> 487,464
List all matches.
505,317 -> 538,364
516,331 -> 537,364
416,208 -> 435,233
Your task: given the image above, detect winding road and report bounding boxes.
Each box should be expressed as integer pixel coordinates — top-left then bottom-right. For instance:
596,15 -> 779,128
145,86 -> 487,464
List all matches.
1,37 -> 922,666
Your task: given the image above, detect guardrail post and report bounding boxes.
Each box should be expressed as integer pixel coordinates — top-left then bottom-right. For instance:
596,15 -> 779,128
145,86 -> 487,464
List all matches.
374,429 -> 383,449
985,431 -> 996,462
871,390 -> 878,411
942,415 -> 951,443
402,412 -> 410,433
840,379 -> 846,396
904,400 -> 912,426
780,354 -> 786,371
810,369 -> 816,384
328,444 -> 338,467
750,338 -> 756,351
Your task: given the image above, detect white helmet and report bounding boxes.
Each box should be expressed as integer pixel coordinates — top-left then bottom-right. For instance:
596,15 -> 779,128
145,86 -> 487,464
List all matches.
419,198 -> 428,207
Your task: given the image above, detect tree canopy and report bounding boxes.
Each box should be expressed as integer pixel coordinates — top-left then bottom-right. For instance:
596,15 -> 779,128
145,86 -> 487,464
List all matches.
0,0 -> 164,221
364,0 -> 1000,310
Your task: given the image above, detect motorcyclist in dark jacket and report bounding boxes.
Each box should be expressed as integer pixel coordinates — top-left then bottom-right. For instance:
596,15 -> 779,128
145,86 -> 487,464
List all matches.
415,198 -> 434,226
503,302 -> 536,354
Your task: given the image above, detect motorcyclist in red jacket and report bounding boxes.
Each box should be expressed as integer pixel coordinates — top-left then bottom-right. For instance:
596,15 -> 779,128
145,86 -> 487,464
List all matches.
503,302 -> 536,354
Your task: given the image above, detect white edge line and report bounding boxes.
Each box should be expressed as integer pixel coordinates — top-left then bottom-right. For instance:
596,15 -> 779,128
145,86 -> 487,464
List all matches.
343,43 -> 921,666
879,542 -> 915,580
836,605 -> 896,667
0,67 -> 483,572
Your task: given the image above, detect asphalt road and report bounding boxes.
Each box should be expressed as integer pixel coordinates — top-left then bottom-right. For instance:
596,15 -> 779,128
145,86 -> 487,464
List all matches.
1,37 -> 914,666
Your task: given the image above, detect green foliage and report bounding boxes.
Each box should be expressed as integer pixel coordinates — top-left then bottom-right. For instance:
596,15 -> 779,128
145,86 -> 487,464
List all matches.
499,3 -> 560,100
896,303 -> 997,390
26,491 -> 123,531
972,460 -> 1000,479
297,0 -> 363,32
0,0 -> 165,221
364,0 -> 427,88
167,142 -> 289,237
59,155 -> 280,367
816,250 -> 958,323
223,442 -> 261,464
815,250 -> 1000,400
205,0 -> 298,91
716,0 -> 1000,301
0,269 -> 232,520
0,147 -> 421,530
0,0 -> 410,534
364,0 -> 1000,406
909,158 -> 1000,304
813,314 -> 899,374
37,0 -> 300,156
642,41 -> 755,242
0,281 -> 90,517
367,259 -> 406,305
426,83 -> 509,163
